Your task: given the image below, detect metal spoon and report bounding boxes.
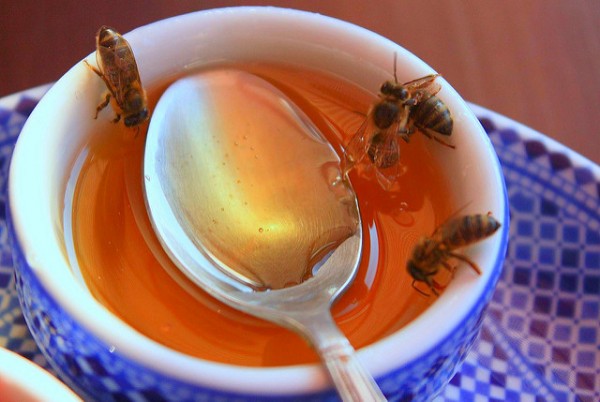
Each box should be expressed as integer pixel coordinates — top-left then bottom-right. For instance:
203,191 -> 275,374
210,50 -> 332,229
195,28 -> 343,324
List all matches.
143,69 -> 386,401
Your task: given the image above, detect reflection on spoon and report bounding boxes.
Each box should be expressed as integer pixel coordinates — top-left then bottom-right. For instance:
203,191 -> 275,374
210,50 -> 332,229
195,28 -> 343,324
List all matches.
144,69 -> 386,401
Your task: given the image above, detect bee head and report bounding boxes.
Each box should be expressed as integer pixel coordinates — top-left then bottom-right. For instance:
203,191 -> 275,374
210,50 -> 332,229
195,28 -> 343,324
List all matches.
124,108 -> 149,127
380,81 -> 408,100
407,260 -> 439,297
406,259 -> 427,283
380,81 -> 395,95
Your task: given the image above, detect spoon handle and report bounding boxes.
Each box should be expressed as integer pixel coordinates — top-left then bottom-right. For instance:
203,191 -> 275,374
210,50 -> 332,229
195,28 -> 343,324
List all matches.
300,311 -> 387,402
320,340 -> 387,402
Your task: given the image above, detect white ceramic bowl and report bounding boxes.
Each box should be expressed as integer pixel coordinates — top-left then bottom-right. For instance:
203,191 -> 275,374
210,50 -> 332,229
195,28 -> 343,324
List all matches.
0,348 -> 81,402
8,7 -> 509,401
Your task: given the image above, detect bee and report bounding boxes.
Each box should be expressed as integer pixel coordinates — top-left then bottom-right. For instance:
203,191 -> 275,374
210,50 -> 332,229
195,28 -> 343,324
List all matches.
84,26 -> 149,127
345,55 -> 454,189
407,213 -> 501,296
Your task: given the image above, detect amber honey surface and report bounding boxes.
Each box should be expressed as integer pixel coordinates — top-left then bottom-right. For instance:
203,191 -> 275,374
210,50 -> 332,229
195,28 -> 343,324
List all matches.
70,62 -> 455,367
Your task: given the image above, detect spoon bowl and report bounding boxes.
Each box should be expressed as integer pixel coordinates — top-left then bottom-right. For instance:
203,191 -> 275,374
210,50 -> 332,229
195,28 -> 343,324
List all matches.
144,69 -> 386,400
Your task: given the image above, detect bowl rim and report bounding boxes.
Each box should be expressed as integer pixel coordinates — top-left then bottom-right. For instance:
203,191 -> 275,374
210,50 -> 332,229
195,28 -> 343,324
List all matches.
0,347 -> 82,401
8,5 -> 509,396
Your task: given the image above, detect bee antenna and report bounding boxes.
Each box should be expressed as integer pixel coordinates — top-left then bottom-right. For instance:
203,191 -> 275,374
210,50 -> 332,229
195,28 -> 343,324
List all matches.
393,52 -> 398,84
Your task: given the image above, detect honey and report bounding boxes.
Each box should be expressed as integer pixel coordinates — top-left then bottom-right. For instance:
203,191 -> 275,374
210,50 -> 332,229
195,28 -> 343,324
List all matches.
69,62 -> 455,367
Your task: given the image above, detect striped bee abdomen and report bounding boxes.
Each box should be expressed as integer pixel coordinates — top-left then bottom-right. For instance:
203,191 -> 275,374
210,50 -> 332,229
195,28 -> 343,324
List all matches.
411,95 -> 453,136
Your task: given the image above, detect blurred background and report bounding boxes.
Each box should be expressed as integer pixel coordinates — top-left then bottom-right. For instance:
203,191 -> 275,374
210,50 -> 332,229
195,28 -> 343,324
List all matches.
1,0 -> 599,162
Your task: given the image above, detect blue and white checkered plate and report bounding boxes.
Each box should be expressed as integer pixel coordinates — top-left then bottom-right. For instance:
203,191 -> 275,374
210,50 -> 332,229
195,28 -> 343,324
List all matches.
1,86 -> 598,402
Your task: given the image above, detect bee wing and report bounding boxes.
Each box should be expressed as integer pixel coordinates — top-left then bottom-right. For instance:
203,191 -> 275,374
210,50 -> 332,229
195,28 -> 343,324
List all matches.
370,131 -> 403,190
97,35 -> 142,107
429,212 -> 470,247
403,74 -> 440,90
403,74 -> 442,103
95,45 -> 121,100
345,110 -> 378,167
430,217 -> 455,244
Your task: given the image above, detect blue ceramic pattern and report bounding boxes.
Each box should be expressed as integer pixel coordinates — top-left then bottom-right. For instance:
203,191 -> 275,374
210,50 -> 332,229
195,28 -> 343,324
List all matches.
1,87 -> 598,401
435,107 -> 600,402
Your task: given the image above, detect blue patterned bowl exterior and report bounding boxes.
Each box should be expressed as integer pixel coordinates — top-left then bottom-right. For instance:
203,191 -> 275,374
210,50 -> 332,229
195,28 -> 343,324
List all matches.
4,8 -> 509,401
8,221 -> 506,402
443,105 -> 600,402
10,233 -> 507,402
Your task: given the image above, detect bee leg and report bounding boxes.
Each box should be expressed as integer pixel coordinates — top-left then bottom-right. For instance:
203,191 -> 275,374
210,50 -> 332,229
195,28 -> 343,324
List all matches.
396,106 -> 413,143
441,260 -> 452,272
419,129 -> 456,149
411,280 -> 432,297
424,274 -> 442,296
448,252 -> 482,275
83,60 -> 116,106
112,113 -> 121,124
84,60 -> 119,122
432,135 -> 456,149
441,261 -> 459,280
83,60 -> 103,78
94,93 -> 111,119
431,280 -> 445,295
397,127 -> 413,143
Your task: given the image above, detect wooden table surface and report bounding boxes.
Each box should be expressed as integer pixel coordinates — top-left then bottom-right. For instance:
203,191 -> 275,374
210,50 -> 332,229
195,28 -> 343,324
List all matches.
2,0 -> 599,163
